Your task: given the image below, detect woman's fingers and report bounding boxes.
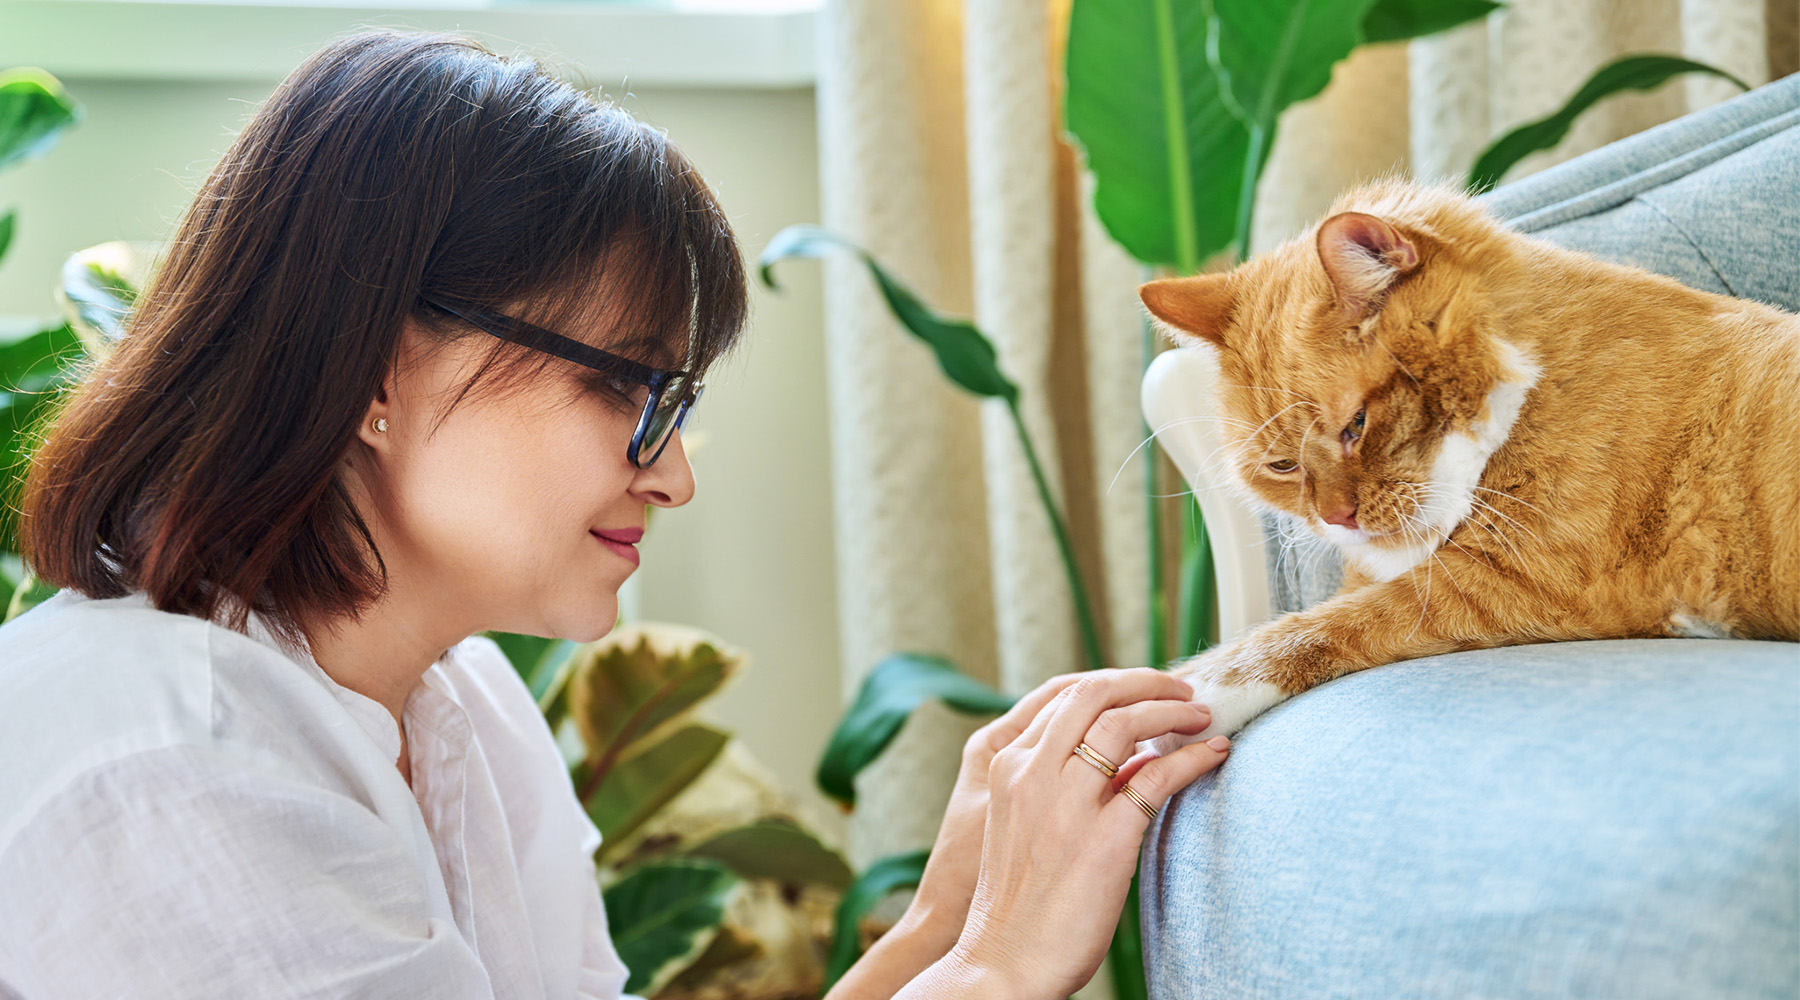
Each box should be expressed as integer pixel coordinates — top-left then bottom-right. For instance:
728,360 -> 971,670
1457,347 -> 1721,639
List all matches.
1064,700 -> 1211,782
1015,667 -> 1194,753
1109,737 -> 1231,823
971,673 -> 1084,758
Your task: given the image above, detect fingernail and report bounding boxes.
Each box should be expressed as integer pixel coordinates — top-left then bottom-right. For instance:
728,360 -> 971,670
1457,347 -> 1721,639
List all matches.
1206,736 -> 1231,751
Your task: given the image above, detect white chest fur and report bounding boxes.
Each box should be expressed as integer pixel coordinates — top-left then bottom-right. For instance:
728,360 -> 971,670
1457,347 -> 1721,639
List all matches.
1329,340 -> 1541,583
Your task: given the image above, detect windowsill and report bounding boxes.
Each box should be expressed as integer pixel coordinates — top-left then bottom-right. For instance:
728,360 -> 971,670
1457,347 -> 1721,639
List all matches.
0,0 -> 819,88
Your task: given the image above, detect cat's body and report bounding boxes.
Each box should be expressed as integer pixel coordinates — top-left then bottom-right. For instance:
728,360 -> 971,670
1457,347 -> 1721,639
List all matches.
1140,181 -> 1799,742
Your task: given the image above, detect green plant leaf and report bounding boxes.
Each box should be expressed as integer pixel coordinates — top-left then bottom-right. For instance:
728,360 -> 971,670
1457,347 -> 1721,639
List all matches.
602,858 -> 738,995
0,321 -> 85,552
569,623 -> 744,773
1205,0 -> 1384,254
1176,501 -> 1217,656
681,818 -> 854,890
759,226 -> 1018,402
1207,0 -> 1384,128
0,69 -> 80,174
1467,54 -> 1751,194
1064,0 -> 1247,271
822,849 -> 931,991
58,244 -> 140,347
816,653 -> 1016,809
583,722 -> 730,854
482,631 -> 578,702
0,210 -> 13,264
1360,0 -> 1501,44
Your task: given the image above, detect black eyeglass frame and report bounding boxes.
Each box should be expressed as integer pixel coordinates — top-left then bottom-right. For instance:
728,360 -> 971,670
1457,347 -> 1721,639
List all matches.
421,294 -> 703,469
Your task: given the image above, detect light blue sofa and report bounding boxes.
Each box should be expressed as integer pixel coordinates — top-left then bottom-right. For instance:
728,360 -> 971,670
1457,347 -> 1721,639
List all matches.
1139,77 -> 1800,999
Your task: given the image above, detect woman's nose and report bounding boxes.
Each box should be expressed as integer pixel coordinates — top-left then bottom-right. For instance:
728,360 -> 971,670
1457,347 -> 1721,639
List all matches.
632,431 -> 696,508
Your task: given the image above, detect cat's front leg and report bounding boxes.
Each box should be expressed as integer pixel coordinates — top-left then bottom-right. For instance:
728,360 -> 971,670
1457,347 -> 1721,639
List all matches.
1144,639 -> 1292,754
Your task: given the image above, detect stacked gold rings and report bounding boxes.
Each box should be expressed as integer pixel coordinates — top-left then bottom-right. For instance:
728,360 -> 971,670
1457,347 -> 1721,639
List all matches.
1071,742 -> 1158,820
1118,784 -> 1158,820
1072,741 -> 1119,778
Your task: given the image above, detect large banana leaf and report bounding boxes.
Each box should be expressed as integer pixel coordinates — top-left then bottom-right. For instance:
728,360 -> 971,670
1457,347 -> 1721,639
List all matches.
0,68 -> 80,173
760,226 -> 1018,402
1467,54 -> 1749,193
1064,0 -> 1244,271
602,858 -> 739,995
1361,0 -> 1501,44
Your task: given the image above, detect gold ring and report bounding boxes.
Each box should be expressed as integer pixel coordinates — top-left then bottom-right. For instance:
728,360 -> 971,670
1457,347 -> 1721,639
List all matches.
1072,742 -> 1120,779
1120,783 -> 1158,820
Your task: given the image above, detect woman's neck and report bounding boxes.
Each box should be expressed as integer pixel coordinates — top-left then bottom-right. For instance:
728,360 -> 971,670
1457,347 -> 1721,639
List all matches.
300,589 -> 466,763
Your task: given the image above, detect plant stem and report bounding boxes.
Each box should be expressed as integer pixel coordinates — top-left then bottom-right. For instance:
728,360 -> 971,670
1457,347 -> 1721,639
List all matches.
5,569 -> 35,623
1107,874 -> 1150,1000
1151,0 -> 1199,275
1233,122 -> 1266,262
1005,398 -> 1107,673
1142,311 -> 1168,669
1176,503 -> 1216,656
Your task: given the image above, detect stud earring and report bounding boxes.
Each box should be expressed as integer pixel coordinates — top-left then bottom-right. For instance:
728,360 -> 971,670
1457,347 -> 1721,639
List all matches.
373,418 -> 388,433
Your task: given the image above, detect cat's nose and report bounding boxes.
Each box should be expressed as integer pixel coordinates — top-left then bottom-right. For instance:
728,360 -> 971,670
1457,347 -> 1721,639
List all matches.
1324,505 -> 1359,529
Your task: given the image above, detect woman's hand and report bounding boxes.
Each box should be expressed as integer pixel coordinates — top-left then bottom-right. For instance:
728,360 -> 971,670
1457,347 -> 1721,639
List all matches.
901,672 -> 1088,948
939,668 -> 1231,999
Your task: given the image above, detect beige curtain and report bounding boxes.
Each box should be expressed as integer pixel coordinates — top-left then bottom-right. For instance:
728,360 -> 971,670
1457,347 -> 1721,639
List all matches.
817,0 -> 1795,976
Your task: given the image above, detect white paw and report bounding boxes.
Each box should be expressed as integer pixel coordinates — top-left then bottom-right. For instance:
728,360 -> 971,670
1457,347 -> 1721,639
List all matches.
1135,676 -> 1287,757
1188,677 -> 1287,740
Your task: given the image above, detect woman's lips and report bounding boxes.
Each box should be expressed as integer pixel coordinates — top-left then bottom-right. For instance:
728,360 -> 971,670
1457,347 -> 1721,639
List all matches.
591,528 -> 642,567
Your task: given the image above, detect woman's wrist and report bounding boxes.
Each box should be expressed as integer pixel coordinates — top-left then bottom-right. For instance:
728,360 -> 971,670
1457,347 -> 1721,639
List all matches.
892,946 -> 1035,1000
891,891 -> 964,955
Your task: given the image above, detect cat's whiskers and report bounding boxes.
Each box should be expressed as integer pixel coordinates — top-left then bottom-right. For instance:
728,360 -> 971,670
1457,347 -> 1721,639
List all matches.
1461,503 -> 1528,568
1470,484 -> 1549,519
1369,330 -> 1422,389
1216,382 -> 1309,399
1105,414 -> 1259,498
1468,496 -> 1542,549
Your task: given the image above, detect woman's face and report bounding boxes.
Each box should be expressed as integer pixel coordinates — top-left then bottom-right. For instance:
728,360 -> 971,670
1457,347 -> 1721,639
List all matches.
348,315 -> 695,643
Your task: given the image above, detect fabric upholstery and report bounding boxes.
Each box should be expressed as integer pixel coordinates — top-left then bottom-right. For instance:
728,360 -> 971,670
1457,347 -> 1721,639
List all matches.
1139,641 -> 1800,999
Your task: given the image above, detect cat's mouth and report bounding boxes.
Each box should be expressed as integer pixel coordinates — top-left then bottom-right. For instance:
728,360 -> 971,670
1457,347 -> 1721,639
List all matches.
1320,523 -> 1410,545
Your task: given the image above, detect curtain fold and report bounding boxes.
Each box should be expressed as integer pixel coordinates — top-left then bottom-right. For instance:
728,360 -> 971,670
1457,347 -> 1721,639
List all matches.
817,0 -> 1794,934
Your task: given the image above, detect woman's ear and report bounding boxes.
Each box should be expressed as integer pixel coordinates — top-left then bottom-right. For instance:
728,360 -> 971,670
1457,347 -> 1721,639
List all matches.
356,379 -> 393,449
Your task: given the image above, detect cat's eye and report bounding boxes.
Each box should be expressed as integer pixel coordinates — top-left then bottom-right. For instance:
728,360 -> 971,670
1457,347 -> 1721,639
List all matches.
1268,459 -> 1298,473
1342,409 -> 1367,442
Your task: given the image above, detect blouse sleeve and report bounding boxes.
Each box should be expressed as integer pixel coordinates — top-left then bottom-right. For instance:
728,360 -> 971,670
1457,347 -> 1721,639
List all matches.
0,746 -> 495,1000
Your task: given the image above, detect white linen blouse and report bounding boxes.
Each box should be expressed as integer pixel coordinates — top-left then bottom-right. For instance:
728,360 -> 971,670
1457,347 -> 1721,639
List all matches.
0,590 -> 636,999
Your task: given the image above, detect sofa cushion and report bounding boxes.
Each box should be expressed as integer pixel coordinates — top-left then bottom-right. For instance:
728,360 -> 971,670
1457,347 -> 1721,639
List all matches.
1138,639 -> 1799,999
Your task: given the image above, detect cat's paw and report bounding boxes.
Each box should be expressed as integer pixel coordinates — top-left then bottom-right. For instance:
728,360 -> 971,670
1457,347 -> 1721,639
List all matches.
1138,645 -> 1289,755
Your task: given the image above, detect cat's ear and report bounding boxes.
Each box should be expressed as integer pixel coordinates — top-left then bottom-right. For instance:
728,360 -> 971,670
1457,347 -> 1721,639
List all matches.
1316,212 -> 1420,319
1140,275 -> 1234,350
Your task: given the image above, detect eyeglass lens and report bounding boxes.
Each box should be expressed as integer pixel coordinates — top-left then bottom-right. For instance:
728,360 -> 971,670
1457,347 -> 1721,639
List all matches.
635,377 -> 700,468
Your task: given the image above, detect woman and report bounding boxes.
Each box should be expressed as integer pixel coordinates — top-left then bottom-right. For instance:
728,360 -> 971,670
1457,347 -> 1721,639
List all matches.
0,31 -> 1229,999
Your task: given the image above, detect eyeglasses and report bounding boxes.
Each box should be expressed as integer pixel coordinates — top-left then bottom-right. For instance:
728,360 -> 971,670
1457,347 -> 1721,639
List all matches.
421,295 -> 702,470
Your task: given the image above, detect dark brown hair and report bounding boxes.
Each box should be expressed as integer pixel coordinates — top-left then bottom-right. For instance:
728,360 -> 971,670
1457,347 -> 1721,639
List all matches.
20,30 -> 747,641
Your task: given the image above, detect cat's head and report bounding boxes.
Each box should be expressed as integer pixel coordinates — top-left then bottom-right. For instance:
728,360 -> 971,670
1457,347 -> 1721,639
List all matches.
1139,183 -> 1539,581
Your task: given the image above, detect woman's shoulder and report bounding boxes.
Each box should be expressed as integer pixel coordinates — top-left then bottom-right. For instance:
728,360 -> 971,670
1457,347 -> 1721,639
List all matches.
0,592 -> 220,744
0,591 -> 393,853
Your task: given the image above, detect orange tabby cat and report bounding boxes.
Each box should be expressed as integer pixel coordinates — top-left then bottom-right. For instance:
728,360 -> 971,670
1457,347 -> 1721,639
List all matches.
1140,181 -> 1799,741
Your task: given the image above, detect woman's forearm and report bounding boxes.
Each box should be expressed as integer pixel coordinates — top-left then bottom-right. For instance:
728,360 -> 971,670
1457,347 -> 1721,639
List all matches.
822,903 -> 968,1000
